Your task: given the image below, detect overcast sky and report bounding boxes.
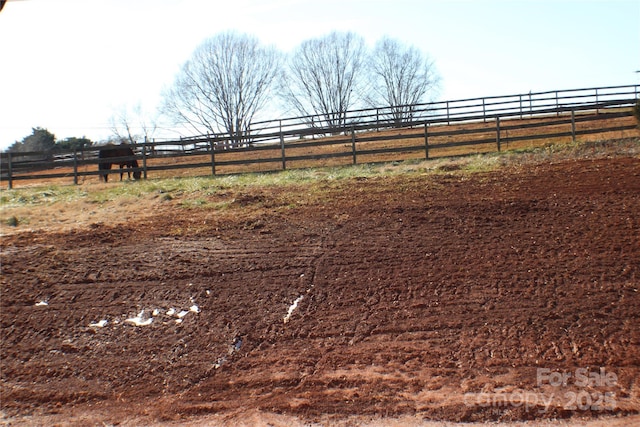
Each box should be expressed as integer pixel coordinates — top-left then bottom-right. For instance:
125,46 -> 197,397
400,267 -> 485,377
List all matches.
1,0 -> 638,150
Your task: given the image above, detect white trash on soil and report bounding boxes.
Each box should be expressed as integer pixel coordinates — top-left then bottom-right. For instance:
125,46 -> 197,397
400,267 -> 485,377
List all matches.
35,301 -> 48,307
89,319 -> 108,328
125,310 -> 153,327
214,336 -> 243,369
283,296 -> 304,323
76,297 -> 202,330
164,302 -> 202,324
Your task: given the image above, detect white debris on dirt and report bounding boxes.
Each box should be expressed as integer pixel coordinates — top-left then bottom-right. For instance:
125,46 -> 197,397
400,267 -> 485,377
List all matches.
89,319 -> 108,328
83,300 -> 202,330
232,336 -> 242,352
214,336 -> 243,369
125,310 -> 153,327
165,301 -> 202,323
283,296 -> 304,324
35,301 -> 48,307
213,356 -> 226,369
126,317 -> 153,326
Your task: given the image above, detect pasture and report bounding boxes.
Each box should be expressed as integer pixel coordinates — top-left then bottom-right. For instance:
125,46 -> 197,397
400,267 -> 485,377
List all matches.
2,84 -> 638,189
1,139 -> 640,426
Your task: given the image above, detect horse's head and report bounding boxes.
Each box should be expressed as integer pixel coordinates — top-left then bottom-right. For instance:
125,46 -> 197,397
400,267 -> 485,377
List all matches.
130,158 -> 141,180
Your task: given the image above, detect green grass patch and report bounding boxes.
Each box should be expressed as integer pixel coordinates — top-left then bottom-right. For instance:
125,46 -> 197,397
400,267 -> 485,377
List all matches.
0,185 -> 89,207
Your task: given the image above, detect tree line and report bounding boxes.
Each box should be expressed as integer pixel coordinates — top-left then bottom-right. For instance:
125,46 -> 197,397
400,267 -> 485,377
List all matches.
162,31 -> 440,142
5,128 -> 93,154
6,31 -> 439,153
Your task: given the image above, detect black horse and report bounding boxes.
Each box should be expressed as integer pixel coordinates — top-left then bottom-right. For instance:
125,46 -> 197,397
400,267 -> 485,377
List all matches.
98,144 -> 141,182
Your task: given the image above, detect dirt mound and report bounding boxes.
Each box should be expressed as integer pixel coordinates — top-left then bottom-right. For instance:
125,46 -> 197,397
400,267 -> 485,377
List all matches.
1,156 -> 639,425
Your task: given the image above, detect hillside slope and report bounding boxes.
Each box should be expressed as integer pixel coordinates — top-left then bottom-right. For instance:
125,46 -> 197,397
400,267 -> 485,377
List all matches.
1,141 -> 640,426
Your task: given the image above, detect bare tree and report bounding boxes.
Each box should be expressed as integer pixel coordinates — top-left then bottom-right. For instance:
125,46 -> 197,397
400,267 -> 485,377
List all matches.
110,103 -> 157,145
366,37 -> 440,127
110,106 -> 137,145
162,32 -> 281,147
281,32 -> 367,132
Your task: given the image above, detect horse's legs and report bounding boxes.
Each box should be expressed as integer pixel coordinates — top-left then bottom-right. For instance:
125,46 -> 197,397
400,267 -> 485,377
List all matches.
101,163 -> 112,182
119,162 -> 137,180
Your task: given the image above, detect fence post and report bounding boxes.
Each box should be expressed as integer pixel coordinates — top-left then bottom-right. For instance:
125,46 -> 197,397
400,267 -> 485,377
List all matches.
73,150 -> 78,185
409,105 -> 414,129
142,138 -> 148,180
424,123 -> 429,160
280,123 -> 286,170
482,98 -> 487,123
496,117 -> 501,152
351,126 -> 357,165
311,117 -> 315,139
571,110 -> 576,142
210,135 -> 216,175
446,101 -> 450,124
519,95 -> 523,119
7,152 -> 12,189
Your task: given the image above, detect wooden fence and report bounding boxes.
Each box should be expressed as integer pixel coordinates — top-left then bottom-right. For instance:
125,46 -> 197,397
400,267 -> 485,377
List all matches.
1,84 -> 638,189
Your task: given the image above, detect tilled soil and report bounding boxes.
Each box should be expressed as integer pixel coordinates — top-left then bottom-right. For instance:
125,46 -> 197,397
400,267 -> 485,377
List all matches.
1,156 -> 639,426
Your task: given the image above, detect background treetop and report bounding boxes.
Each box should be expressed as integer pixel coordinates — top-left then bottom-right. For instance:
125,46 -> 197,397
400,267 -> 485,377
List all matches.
162,31 -> 439,138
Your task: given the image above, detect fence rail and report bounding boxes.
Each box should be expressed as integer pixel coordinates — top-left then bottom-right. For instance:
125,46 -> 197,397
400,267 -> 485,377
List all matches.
1,84 -> 638,188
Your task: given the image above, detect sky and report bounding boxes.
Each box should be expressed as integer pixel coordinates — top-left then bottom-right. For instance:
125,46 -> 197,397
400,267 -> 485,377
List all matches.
0,0 -> 638,151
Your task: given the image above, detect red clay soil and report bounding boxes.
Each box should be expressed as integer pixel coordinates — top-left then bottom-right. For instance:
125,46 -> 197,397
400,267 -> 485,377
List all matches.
1,156 -> 639,425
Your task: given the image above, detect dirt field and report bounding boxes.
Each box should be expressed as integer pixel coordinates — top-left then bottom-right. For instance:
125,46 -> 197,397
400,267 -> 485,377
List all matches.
1,142 -> 640,426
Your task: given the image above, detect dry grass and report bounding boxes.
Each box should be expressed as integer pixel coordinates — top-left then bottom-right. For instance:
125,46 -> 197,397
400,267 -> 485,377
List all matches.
1,137 -> 638,237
